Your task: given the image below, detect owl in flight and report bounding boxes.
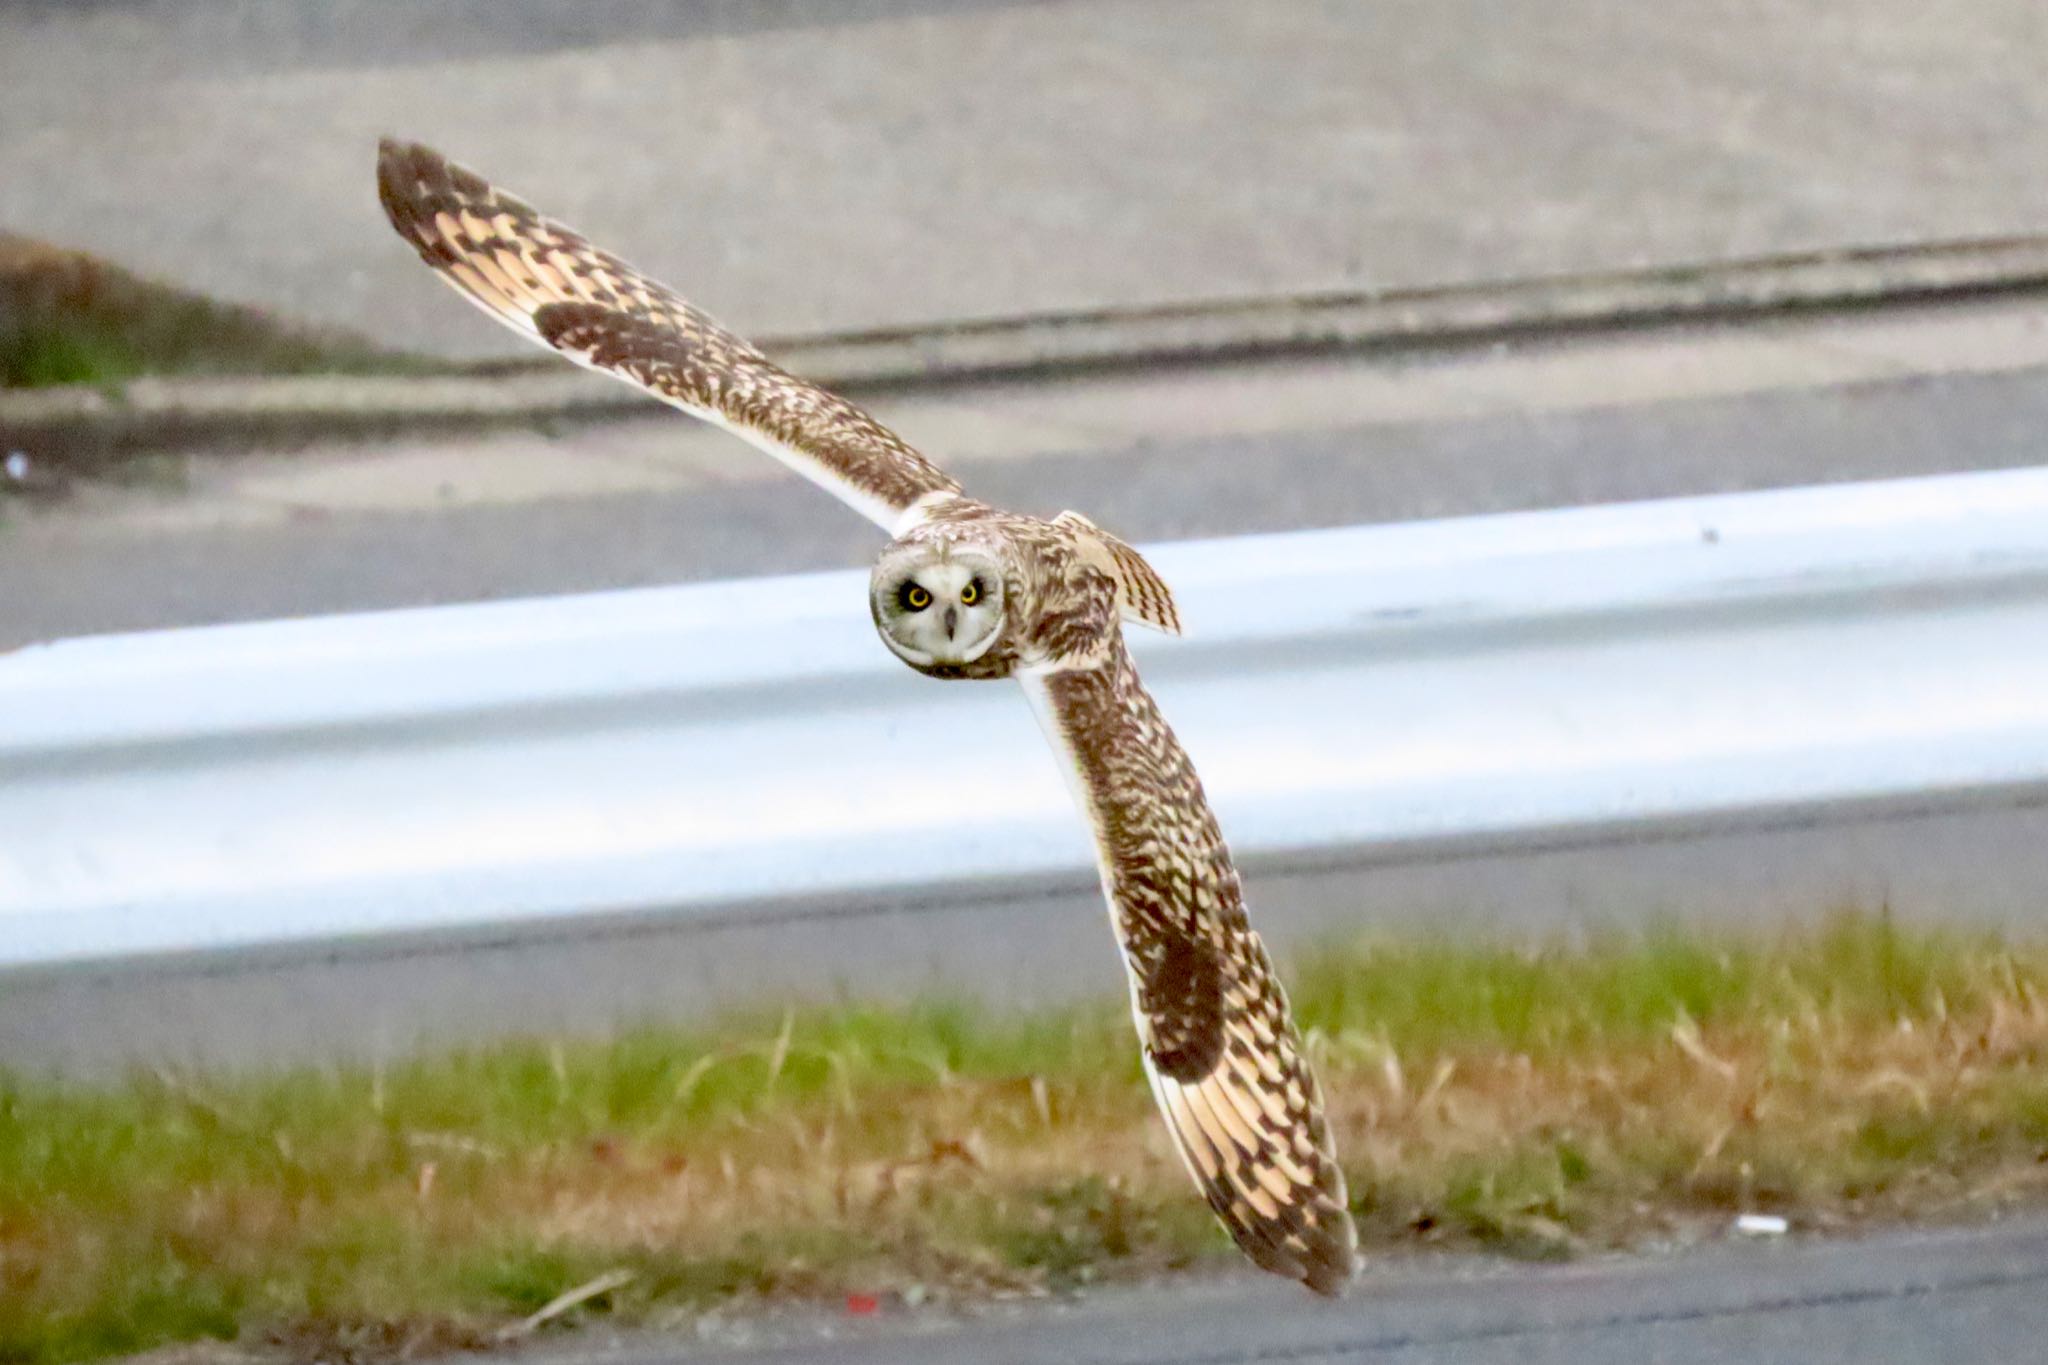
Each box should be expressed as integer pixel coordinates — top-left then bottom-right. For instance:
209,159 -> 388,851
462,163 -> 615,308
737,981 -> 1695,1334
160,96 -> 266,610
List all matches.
377,140 -> 1357,1294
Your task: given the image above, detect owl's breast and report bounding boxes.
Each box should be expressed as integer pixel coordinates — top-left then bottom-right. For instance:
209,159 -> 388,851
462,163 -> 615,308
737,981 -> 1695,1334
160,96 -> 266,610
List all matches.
1009,536 -> 1122,669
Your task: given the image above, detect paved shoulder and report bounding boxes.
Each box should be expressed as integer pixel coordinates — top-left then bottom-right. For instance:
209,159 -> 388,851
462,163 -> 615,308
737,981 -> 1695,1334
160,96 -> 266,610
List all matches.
7,296 -> 2048,646
4,1 -> 2045,356
523,1218 -> 2048,1364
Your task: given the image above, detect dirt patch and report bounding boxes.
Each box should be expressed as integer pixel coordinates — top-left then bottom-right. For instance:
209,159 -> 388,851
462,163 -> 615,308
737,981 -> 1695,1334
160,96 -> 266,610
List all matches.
0,232 -> 413,391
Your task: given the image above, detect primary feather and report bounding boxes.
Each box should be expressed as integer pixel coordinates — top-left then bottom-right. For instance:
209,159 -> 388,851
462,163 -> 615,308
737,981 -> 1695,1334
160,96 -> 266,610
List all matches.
376,139 -> 959,527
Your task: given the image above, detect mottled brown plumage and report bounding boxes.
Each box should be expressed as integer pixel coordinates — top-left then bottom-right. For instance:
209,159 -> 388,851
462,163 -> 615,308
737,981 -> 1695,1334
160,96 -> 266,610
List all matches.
376,139 -> 959,526
1025,652 -> 1356,1292
376,139 -> 1356,1294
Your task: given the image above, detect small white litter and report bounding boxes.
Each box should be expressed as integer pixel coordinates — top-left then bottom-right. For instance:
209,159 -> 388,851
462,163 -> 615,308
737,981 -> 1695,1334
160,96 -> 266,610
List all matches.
1734,1213 -> 1789,1237
3,451 -> 28,482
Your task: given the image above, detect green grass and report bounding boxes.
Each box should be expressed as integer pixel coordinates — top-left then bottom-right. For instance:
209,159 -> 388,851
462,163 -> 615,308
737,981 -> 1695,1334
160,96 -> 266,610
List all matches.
0,233 -> 420,389
7,914 -> 2048,1364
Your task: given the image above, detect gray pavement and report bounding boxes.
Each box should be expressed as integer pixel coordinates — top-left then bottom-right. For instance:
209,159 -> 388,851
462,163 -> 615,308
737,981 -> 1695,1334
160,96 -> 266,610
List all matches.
5,293 -> 2047,645
520,1217 -> 2048,1363
3,1 -> 2046,358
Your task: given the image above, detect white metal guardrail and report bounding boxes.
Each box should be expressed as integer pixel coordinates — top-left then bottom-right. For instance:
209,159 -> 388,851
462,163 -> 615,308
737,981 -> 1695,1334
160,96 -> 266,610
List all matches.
8,465 -> 2048,971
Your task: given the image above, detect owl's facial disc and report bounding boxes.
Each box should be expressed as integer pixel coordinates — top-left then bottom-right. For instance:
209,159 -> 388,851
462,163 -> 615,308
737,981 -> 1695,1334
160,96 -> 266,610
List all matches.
870,543 -> 1006,669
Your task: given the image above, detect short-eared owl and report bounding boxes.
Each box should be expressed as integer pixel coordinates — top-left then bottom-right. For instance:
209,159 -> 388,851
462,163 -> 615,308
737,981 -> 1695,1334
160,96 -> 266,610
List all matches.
378,140 -> 1357,1294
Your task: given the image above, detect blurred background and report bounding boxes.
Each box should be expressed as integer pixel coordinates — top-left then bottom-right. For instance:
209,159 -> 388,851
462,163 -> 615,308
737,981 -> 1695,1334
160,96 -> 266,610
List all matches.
5,0 -> 2046,351
7,4 -> 2048,1362
2,0 -> 2046,635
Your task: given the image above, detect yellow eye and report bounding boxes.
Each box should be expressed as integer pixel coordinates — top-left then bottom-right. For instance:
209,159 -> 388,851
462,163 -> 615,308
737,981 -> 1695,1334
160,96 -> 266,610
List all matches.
960,580 -> 981,606
903,584 -> 931,610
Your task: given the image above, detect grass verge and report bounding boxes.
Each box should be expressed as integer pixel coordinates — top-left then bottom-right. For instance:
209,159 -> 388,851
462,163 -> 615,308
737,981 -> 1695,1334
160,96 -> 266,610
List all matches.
0,234 -> 415,390
9,913 -> 2048,1363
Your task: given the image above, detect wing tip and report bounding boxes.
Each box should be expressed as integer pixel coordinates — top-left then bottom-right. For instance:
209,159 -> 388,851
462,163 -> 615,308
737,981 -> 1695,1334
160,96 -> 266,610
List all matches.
1240,1191 -> 1358,1297
1300,1240 -> 1358,1297
375,137 -> 498,246
374,136 -> 452,261
1153,1066 -> 1359,1297
374,136 -> 439,200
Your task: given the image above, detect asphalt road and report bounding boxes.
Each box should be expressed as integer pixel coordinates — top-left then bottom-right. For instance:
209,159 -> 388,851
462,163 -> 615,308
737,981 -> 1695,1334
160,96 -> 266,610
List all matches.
5,294 -> 2048,644
515,1218 -> 2048,1364
3,1 -> 2045,356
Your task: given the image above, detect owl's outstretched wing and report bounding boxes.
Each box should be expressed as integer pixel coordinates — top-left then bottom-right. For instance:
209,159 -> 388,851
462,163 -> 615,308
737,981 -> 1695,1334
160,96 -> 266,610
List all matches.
1021,647 -> 1356,1295
376,139 -> 961,529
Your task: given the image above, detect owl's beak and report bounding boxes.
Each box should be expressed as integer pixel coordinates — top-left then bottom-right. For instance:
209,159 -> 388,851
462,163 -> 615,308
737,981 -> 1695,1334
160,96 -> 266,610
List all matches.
944,606 -> 959,638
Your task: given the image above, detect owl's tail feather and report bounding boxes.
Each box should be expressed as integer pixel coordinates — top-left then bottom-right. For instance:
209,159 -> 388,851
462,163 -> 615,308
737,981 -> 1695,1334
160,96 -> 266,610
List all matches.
1053,511 -> 1183,636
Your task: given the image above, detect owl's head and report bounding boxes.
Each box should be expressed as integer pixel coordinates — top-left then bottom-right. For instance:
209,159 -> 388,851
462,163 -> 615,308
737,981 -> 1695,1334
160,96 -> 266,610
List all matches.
869,537 -> 1007,671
